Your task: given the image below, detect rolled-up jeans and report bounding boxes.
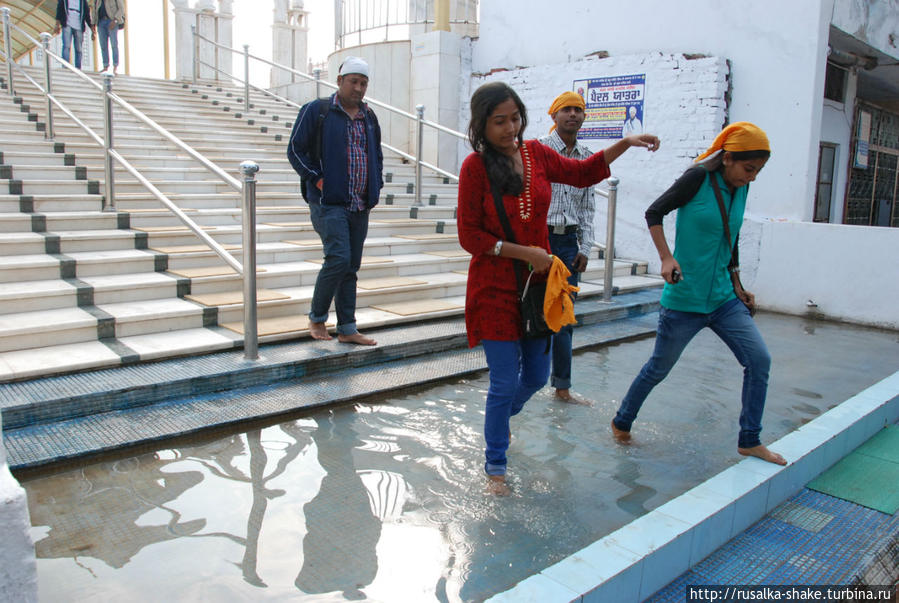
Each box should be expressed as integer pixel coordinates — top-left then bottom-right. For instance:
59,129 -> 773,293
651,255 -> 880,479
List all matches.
613,298 -> 771,448
482,337 -> 552,476
61,25 -> 84,69
97,18 -> 119,69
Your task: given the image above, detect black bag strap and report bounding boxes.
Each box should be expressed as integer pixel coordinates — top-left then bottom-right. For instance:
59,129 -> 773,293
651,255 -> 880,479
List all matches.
709,172 -> 739,271
310,97 -> 331,164
489,181 -> 529,295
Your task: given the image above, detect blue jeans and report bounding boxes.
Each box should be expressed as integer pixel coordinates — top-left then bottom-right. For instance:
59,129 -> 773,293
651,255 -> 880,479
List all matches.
97,18 -> 119,69
482,338 -> 552,476
613,298 -> 771,448
61,25 -> 84,69
548,231 -> 580,390
308,201 -> 368,335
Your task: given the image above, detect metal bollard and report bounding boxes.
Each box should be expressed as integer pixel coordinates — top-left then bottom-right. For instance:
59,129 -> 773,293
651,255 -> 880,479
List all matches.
2,8 -> 13,97
313,67 -> 321,99
243,44 -> 249,113
240,160 -> 260,360
41,32 -> 54,139
415,104 -> 424,206
191,25 -> 198,83
602,177 -> 619,302
102,74 -> 116,211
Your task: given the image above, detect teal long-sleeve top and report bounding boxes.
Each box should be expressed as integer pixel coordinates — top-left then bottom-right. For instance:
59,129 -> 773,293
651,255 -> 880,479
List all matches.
645,166 -> 747,314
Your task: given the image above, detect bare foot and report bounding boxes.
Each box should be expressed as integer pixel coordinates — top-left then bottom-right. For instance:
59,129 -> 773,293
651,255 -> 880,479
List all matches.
554,389 -> 594,406
486,475 -> 511,496
337,332 -> 377,346
308,321 -> 332,341
610,419 -> 632,444
738,444 -> 787,466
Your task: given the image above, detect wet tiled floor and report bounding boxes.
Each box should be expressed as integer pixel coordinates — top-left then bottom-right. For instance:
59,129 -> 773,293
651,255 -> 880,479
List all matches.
19,313 -> 899,601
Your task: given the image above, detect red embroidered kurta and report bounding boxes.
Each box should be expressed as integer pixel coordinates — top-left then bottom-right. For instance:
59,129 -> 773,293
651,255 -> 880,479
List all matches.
457,140 -> 611,347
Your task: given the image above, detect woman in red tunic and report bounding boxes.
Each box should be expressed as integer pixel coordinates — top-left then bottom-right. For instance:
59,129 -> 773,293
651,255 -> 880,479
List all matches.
457,82 -> 659,494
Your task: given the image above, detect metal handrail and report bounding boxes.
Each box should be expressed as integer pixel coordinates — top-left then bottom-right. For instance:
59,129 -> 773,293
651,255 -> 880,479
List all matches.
2,18 -> 261,357
192,29 -> 466,201
188,29 -> 624,301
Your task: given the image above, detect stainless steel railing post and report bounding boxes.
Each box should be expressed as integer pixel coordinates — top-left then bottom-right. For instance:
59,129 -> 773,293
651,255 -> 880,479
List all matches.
40,32 -> 54,140
415,104 -> 424,206
240,160 -> 260,360
102,74 -> 116,211
243,44 -> 250,113
603,176 -> 619,302
313,67 -> 321,99
2,8 -> 13,97
191,25 -> 198,83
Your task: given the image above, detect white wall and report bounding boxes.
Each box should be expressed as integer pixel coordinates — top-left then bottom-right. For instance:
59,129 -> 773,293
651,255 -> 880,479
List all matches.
463,52 -> 729,273
747,220 -> 899,329
475,0 -> 832,223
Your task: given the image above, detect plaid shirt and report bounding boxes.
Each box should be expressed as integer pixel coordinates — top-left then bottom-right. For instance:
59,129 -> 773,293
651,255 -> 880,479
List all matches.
334,96 -> 369,212
538,130 -> 596,257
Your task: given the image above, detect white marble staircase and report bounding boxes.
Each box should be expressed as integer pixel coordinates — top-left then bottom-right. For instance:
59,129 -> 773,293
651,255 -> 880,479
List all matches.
0,68 -> 661,381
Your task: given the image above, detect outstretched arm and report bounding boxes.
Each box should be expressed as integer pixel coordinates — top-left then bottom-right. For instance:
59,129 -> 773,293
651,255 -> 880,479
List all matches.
603,134 -> 660,165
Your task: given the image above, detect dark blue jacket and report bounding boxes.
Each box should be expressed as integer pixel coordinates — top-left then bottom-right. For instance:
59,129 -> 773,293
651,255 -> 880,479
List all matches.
287,94 -> 384,209
56,0 -> 93,32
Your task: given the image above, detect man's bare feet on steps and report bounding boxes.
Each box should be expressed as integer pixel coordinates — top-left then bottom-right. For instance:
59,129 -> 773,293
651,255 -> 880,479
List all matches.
338,332 -> 377,346
308,321 -> 332,341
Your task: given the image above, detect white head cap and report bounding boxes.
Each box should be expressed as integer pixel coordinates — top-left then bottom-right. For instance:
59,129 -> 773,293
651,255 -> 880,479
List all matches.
338,56 -> 369,78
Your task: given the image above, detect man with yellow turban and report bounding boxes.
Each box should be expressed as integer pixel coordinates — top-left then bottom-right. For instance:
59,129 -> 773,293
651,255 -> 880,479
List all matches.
538,91 -> 597,404
611,122 -> 787,466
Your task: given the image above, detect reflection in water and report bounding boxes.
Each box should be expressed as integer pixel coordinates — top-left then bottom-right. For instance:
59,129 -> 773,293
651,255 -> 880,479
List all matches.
20,313 -> 899,601
613,458 -> 658,517
27,451 -> 207,569
295,413 -> 381,598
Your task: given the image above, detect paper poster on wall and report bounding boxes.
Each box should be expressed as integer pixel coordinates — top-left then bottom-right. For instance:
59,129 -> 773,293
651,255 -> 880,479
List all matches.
572,74 -> 645,140
854,110 -> 871,169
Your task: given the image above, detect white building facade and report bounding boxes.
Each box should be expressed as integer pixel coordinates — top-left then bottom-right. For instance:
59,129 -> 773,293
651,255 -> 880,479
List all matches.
463,0 -> 899,328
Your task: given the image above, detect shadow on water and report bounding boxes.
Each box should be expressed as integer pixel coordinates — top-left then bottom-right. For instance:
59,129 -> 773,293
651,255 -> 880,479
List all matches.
20,313 -> 898,602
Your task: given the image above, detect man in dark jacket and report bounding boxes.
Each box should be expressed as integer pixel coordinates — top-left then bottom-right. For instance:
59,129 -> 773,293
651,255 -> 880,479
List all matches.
55,0 -> 94,69
287,56 -> 384,345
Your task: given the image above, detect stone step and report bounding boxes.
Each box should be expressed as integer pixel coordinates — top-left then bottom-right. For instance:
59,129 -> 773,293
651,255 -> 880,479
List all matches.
0,286 -> 662,388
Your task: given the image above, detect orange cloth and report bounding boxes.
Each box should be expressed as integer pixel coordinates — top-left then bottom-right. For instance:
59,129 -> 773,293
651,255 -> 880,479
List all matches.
547,91 -> 586,133
544,255 -> 579,332
694,121 -> 770,162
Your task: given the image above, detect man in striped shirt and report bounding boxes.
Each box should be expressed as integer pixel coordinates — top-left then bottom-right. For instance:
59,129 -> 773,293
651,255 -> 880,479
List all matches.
539,91 -> 596,404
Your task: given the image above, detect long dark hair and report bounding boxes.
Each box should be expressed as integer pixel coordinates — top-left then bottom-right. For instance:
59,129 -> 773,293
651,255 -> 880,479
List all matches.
467,82 -> 528,196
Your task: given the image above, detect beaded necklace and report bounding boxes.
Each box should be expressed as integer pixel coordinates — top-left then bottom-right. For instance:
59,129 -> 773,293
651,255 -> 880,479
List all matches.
517,141 -> 533,221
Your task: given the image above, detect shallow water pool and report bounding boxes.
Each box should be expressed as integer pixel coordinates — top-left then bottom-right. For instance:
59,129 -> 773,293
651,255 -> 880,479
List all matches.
21,313 -> 899,602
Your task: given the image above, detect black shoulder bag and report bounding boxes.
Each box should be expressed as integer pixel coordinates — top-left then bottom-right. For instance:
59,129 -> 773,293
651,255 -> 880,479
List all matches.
489,182 -> 554,344
709,173 -> 755,316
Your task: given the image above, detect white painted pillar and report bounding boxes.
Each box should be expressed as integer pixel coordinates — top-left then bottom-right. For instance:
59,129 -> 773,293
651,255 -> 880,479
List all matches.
195,0 -> 217,80
171,0 -> 198,80
410,29 -> 462,172
217,0 -> 234,79
0,418 -> 38,603
272,0 -> 310,102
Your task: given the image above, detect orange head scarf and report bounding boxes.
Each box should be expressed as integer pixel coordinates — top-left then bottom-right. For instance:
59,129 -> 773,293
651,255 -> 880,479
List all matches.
547,91 -> 586,133
695,121 -> 770,162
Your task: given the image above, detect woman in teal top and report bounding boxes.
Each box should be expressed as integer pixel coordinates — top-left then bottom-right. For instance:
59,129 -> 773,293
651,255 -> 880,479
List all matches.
611,122 -> 787,466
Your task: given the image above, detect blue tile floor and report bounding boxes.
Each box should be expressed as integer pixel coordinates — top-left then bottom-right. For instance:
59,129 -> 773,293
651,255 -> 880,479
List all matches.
648,488 -> 898,601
